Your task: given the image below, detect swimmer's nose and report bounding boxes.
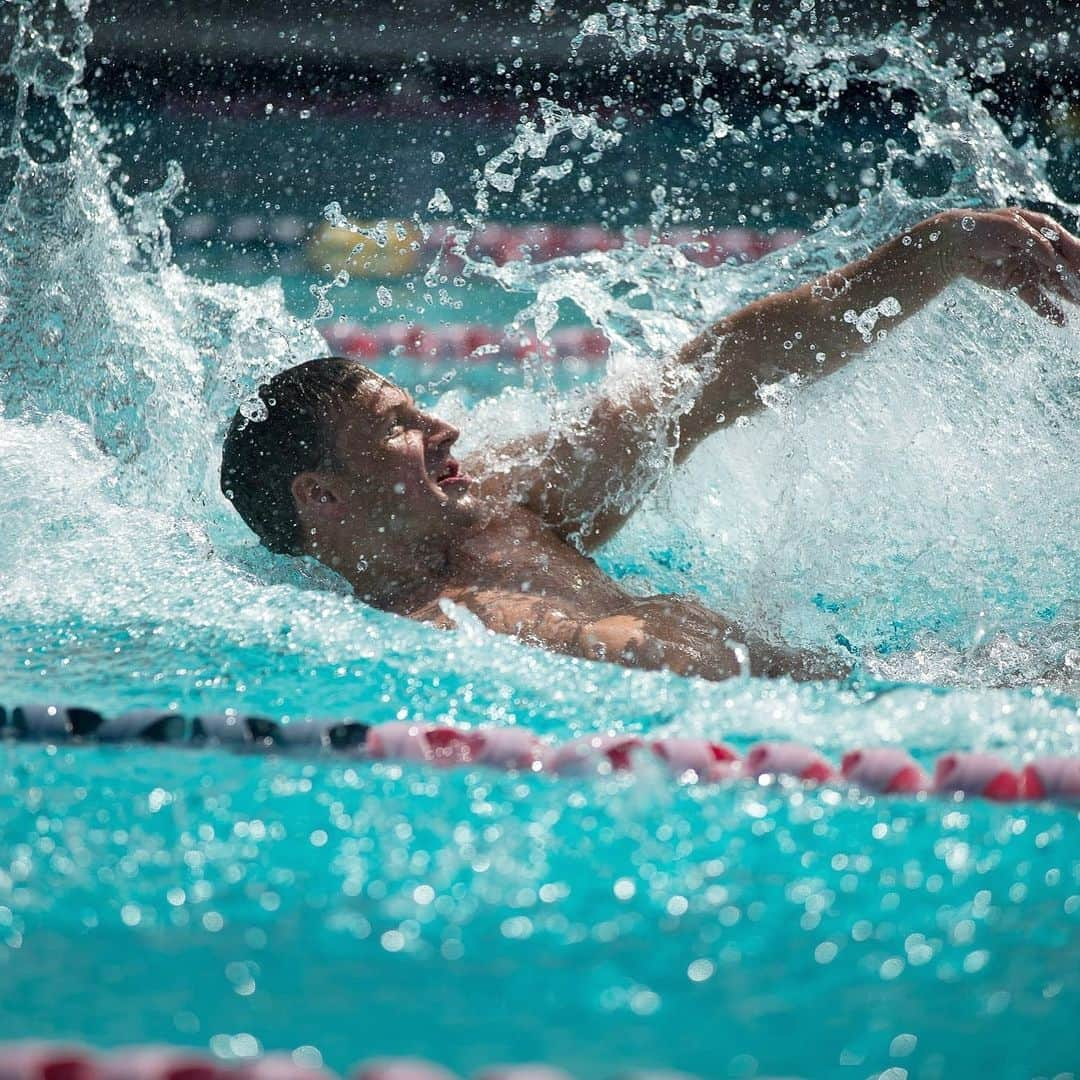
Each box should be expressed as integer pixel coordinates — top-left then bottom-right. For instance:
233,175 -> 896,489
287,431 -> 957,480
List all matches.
427,414 -> 459,448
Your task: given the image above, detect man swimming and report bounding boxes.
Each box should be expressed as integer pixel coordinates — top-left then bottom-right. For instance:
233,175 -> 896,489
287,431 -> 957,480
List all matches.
221,208 -> 1080,682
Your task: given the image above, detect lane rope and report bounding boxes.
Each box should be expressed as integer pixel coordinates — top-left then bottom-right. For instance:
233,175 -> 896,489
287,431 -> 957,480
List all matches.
0,1043 -> 598,1080
176,215 -> 800,269
2,704 -> 1077,804
319,320 -> 609,362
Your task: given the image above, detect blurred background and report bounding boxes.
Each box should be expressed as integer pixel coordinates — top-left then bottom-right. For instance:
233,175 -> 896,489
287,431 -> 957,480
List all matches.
17,0 -> 1080,377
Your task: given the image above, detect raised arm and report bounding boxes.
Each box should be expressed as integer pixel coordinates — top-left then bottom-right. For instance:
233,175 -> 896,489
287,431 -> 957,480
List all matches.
674,207 -> 1079,459
477,208 -> 1080,548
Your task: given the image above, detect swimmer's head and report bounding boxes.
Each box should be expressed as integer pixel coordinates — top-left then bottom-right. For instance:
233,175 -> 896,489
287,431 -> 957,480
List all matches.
221,357 -> 382,554
221,356 -> 478,561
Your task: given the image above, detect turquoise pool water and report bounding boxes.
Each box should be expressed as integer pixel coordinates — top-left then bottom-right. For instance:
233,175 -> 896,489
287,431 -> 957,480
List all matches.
1,2 -> 1078,1077
1,739 -> 1078,1077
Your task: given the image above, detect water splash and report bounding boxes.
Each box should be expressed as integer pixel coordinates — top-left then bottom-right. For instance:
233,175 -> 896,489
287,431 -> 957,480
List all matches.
425,4 -> 1080,688
0,0 -> 319,515
0,0 -> 1076,749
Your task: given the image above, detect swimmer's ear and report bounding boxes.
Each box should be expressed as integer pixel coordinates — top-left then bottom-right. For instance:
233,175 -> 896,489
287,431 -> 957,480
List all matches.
291,471 -> 342,515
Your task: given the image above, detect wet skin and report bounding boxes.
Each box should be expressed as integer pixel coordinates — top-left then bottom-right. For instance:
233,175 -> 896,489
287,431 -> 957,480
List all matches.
290,377 -> 837,681
288,209 -> 1080,681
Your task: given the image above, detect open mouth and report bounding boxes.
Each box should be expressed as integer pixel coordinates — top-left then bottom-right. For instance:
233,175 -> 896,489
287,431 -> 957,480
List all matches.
431,456 -> 471,490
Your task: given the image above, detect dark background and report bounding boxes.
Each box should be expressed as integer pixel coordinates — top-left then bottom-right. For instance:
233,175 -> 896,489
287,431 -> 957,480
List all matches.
11,1 -> 1078,269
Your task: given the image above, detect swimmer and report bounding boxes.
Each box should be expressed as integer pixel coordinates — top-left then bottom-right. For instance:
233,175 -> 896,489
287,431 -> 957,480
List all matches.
221,208 -> 1080,681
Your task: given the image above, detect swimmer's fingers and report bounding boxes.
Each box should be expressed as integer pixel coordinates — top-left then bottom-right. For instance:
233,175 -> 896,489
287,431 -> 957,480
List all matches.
1014,209 -> 1080,301
1014,209 -> 1080,271
986,207 -> 1080,302
975,213 -> 1077,308
1029,263 -> 1077,315
983,258 -> 1067,325
1000,215 -> 1062,277
950,210 -> 1058,283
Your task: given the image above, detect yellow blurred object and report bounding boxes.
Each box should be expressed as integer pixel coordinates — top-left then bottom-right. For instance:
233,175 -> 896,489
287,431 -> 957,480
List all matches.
306,217 -> 423,277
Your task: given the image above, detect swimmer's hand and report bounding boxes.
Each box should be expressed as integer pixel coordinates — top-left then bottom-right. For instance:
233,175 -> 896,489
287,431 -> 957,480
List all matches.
929,207 -> 1080,325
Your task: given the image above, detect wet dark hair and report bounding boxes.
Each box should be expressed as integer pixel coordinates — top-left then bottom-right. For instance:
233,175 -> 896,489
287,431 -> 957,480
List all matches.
221,356 -> 383,555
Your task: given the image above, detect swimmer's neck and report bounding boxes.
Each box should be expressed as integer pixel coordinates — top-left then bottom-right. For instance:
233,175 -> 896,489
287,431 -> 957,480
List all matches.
312,528 -> 465,614
349,544 -> 456,613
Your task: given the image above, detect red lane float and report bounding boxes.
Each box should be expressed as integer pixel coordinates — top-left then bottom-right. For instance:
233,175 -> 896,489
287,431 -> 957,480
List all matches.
361,723 -> 1078,804
650,737 -> 740,782
0,1044 -> 98,1080
4,703 -> 1080,805
354,1063 -> 458,1080
365,721 -> 547,770
0,1052 -> 596,1080
473,1069 -> 574,1080
1021,757 -> 1080,800
840,747 -> 928,794
101,1050 -> 218,1080
744,742 -> 834,784
235,1058 -> 335,1080
546,733 -> 645,774
932,752 -> 1022,802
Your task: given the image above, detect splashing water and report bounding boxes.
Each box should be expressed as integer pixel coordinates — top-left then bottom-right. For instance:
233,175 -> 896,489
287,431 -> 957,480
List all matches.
0,0 -> 1075,730
431,6 -> 1080,689
0,2 -> 1079,1071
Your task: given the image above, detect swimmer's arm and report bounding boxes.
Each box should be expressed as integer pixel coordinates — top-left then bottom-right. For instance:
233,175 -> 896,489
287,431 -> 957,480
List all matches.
674,207 -> 1080,460
418,590 -> 708,676
475,209 -> 1080,546
418,592 -> 845,681
411,589 -> 634,664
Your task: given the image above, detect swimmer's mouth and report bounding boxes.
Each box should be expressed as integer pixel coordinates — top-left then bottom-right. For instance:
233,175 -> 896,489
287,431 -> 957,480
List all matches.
432,456 -> 471,490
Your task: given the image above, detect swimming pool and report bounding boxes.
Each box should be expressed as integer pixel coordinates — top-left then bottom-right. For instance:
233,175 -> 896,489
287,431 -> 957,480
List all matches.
1,1 -> 1078,1077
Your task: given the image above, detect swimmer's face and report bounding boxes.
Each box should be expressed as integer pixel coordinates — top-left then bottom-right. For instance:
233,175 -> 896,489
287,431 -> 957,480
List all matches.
295,378 -> 481,545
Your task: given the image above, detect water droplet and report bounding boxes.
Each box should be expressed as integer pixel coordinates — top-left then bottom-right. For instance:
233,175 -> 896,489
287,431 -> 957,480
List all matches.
376,286 -> 393,307
961,216 -> 976,232
427,188 -> 453,213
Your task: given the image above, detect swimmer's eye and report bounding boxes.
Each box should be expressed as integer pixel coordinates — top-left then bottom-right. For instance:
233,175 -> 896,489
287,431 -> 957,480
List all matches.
385,419 -> 405,439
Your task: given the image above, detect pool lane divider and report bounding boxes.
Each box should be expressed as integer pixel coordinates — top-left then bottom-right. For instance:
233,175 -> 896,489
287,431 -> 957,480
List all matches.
2,704 -> 1078,804
188,220 -> 803,361
175,215 -> 801,275
0,1042 -> 668,1080
320,320 -> 613,363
